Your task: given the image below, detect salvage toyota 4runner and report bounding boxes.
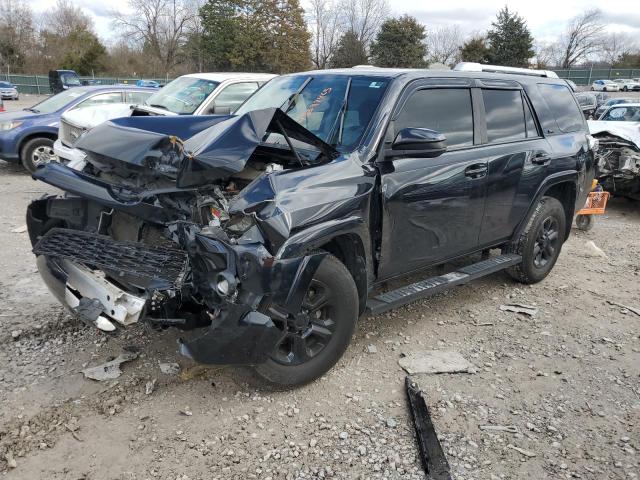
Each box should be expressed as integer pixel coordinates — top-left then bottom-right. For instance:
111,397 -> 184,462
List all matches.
27,65 -> 595,386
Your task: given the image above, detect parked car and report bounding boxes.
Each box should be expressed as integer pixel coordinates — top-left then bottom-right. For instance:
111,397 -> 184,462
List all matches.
27,65 -> 595,386
54,72 -> 276,165
597,103 -> 640,122
48,70 -> 82,94
588,104 -> 640,199
591,79 -> 620,92
575,92 -> 598,119
0,85 -> 155,172
612,78 -> 640,92
595,97 -> 635,119
136,79 -> 161,88
0,81 -> 19,100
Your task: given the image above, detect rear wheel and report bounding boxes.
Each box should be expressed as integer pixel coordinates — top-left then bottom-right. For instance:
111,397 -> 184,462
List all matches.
507,196 -> 566,284
254,253 -> 358,387
21,137 -> 56,173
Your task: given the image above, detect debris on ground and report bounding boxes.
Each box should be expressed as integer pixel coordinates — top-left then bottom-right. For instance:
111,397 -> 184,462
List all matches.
499,303 -> 538,317
507,444 -> 537,458
81,351 -> 138,381
399,350 -> 476,375
10,330 -> 21,340
145,379 -> 157,395
584,240 -> 608,258
607,300 -> 640,317
64,423 -> 83,442
10,225 -> 27,233
159,362 -> 181,375
365,345 -> 377,354
479,425 -> 518,433
405,378 -> 452,480
4,451 -> 17,469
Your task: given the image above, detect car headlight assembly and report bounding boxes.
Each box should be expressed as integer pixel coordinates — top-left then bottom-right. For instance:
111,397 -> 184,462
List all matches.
0,121 -> 23,131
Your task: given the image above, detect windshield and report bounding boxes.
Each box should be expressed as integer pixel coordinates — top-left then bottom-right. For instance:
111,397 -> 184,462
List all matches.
144,76 -> 219,114
29,89 -> 86,113
61,73 -> 81,86
601,106 -> 640,122
235,74 -> 390,149
0,82 -> 12,88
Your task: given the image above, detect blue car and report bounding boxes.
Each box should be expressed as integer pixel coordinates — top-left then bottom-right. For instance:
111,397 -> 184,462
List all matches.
135,79 -> 161,88
0,85 -> 155,172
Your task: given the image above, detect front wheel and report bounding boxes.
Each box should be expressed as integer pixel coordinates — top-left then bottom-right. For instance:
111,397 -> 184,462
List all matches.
254,253 -> 359,387
21,137 -> 56,173
507,196 -> 566,284
622,86 -> 628,92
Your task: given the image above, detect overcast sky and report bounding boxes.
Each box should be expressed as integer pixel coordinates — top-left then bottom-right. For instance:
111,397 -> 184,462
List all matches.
26,0 -> 640,46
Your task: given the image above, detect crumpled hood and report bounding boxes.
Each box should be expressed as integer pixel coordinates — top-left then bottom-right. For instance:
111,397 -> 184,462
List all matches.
74,107 -> 339,188
588,120 -> 640,147
62,103 -> 135,129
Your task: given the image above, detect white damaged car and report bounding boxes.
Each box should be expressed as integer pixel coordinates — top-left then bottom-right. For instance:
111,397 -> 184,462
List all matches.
54,73 -> 276,167
588,103 -> 640,199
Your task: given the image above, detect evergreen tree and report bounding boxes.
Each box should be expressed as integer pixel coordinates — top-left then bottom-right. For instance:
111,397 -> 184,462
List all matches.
459,36 -> 491,64
370,15 -> 427,68
199,0 -> 311,73
330,30 -> 368,68
486,6 -> 534,67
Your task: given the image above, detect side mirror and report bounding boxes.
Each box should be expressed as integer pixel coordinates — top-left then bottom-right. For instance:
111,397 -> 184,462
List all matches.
387,127 -> 447,159
210,104 -> 232,115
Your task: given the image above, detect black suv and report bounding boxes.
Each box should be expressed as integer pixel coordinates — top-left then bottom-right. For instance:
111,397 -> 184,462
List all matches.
27,68 -> 595,386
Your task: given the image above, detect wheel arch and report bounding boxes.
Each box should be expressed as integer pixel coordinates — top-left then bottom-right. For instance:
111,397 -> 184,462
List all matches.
514,174 -> 578,243
276,217 -> 370,316
18,131 -> 57,160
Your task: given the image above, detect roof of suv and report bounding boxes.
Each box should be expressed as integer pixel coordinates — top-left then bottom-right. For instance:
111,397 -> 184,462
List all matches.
288,67 -> 569,86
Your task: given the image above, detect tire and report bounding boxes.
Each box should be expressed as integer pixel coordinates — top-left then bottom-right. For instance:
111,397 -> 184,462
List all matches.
575,214 -> 594,231
506,196 -> 566,284
623,86 -> 628,92
590,87 -> 594,91
254,253 -> 359,387
603,87 -> 608,92
21,137 -> 56,173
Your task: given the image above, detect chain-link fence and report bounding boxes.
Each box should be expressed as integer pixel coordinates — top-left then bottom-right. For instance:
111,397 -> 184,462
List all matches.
0,74 -> 171,94
552,68 -> 640,86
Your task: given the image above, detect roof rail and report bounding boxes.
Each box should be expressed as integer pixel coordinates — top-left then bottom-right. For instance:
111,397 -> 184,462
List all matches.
453,62 -> 558,79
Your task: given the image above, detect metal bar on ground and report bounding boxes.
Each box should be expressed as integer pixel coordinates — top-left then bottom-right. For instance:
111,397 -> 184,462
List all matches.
405,377 -> 452,480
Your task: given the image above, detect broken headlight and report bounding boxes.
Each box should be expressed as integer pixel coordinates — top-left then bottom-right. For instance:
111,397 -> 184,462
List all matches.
225,214 -> 255,236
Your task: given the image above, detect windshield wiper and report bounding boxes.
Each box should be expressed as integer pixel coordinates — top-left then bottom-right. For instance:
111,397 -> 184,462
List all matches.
148,103 -> 168,110
280,77 -> 313,114
23,107 -> 39,113
328,78 -> 352,146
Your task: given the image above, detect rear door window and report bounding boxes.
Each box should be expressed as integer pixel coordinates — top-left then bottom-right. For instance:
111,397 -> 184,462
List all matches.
395,88 -> 474,148
482,89 -> 527,143
537,83 -> 584,133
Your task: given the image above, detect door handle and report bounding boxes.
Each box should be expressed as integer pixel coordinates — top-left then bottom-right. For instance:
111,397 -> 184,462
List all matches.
532,152 -> 551,166
464,164 -> 488,178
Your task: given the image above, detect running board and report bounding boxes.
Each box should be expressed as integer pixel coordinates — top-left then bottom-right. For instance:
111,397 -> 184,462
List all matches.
366,254 -> 521,315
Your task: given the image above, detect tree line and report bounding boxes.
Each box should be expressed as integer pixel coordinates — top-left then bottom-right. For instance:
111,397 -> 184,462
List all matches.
0,0 -> 639,78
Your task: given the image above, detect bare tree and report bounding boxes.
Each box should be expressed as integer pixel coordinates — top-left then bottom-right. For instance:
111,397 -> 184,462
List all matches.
426,25 -> 462,66
534,41 -> 562,68
0,0 -> 36,69
600,32 -> 638,65
340,0 -> 389,49
559,9 -> 605,68
308,0 -> 342,69
111,0 -> 198,73
46,0 -> 92,37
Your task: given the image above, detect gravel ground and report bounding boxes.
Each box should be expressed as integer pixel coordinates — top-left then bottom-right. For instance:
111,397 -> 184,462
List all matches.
0,94 -> 639,480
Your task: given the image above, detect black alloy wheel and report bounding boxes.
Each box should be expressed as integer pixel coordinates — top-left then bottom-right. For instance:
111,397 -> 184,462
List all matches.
254,253 -> 359,387
532,216 -> 560,269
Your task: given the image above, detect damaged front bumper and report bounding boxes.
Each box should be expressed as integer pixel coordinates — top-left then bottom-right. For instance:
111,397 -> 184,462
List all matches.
28,200 -> 324,365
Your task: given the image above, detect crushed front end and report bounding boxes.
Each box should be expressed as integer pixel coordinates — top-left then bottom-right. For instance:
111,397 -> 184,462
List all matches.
27,108 -> 336,365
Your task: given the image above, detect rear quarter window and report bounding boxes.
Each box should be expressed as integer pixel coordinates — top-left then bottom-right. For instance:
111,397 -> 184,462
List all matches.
537,83 -> 584,133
